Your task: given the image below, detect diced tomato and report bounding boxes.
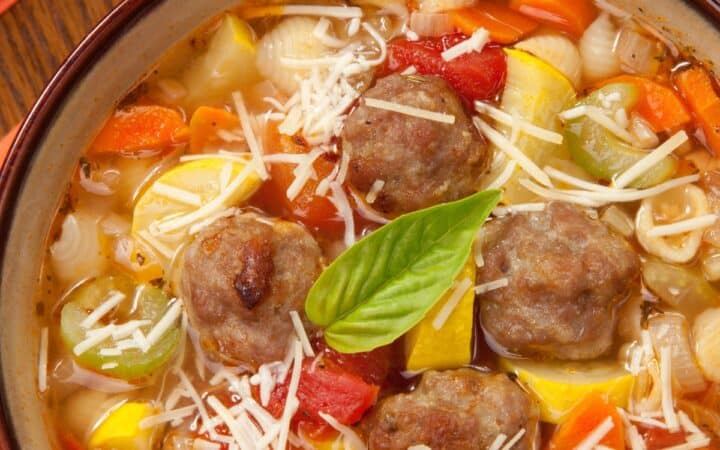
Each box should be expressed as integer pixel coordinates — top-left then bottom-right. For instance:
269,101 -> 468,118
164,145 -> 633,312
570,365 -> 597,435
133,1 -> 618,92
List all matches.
314,338 -> 392,386
508,0 -> 598,37
90,105 -> 189,156
641,426 -> 687,450
266,358 -> 379,437
381,34 -> 507,104
253,126 -> 344,235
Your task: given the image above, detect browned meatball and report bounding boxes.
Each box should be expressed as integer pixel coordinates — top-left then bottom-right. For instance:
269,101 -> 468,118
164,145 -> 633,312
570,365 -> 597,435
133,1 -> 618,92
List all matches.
341,74 -> 490,215
181,212 -> 323,367
478,202 -> 640,360
366,369 -> 538,450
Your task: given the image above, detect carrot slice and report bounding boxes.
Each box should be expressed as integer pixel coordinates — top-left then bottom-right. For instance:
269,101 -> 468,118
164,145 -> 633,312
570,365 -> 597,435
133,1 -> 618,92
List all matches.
188,106 -> 241,153
508,0 -> 597,37
548,392 -> 625,450
676,66 -> 720,155
450,1 -> 539,44
597,75 -> 692,132
90,105 -> 189,156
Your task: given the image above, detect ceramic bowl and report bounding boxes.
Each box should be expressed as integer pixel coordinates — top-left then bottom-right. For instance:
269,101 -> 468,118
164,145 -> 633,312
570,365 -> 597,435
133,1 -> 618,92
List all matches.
0,1 -> 718,449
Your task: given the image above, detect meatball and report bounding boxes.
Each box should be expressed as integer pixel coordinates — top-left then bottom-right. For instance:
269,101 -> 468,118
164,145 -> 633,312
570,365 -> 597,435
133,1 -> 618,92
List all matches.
341,74 -> 490,215
181,212 -> 323,367
478,202 -> 640,360
366,369 -> 538,450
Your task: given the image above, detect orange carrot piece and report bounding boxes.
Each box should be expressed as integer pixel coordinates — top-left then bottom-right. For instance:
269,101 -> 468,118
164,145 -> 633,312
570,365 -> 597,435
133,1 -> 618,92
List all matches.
188,106 -> 241,153
548,392 -> 625,450
598,75 -> 692,132
450,2 -> 539,44
676,67 -> 720,155
90,105 -> 189,156
508,0 -> 597,37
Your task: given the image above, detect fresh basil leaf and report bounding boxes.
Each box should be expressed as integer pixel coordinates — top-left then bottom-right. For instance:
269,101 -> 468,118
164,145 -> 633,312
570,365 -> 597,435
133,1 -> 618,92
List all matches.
305,190 -> 501,353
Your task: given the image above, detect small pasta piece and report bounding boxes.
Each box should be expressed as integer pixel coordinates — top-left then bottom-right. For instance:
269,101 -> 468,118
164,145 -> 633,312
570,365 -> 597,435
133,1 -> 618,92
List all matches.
649,313 -> 707,394
418,0 -> 475,13
702,248 -> 720,281
50,212 -> 109,285
693,308 -> 720,383
636,185 -> 710,264
515,34 -> 582,88
579,13 -> 622,83
256,17 -> 332,95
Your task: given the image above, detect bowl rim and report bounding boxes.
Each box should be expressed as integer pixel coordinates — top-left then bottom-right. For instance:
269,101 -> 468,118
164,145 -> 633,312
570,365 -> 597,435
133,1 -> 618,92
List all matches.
0,0 -> 719,449
0,2 -> 164,447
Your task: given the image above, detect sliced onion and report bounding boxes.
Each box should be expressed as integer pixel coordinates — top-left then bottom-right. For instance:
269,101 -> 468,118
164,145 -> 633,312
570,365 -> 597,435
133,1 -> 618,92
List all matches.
54,359 -> 140,393
409,12 -> 454,38
642,259 -> 719,320
615,22 -> 665,76
601,204 -> 634,238
649,313 -> 707,394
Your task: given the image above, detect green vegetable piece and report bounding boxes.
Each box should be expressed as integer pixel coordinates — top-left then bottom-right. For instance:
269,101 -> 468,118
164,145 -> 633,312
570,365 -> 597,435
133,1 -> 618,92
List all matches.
565,83 -> 677,188
305,190 -> 502,354
60,275 -> 180,381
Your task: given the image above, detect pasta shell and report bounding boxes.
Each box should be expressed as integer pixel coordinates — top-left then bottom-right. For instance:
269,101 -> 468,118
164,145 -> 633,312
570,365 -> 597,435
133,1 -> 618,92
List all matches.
50,212 -> 109,285
516,34 -> 582,89
256,17 -> 332,95
693,308 -> 720,383
579,12 -> 622,83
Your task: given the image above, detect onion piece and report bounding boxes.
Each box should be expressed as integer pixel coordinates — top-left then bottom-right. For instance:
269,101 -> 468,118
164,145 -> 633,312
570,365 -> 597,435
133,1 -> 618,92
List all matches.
648,313 -> 707,394
409,12 -> 454,38
642,259 -> 719,320
615,22 -> 665,76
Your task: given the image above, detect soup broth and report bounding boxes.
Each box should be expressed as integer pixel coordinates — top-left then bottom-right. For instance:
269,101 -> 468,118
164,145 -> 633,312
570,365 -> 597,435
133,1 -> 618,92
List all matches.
34,1 -> 720,450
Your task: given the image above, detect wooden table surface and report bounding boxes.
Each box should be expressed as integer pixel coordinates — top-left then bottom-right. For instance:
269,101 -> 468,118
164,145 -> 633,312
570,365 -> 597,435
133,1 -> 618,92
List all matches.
0,2 -> 123,447
0,0 -> 122,136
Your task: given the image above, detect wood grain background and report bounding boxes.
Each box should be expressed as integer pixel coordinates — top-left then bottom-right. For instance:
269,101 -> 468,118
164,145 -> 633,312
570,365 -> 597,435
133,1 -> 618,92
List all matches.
0,0 -> 122,136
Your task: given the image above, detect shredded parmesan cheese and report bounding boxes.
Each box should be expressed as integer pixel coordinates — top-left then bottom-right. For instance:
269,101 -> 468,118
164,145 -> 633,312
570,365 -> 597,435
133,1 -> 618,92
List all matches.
364,97 -> 456,124
493,203 -> 546,217
328,182 -> 356,247
585,106 -> 636,143
319,412 -> 367,450
232,92 -> 268,180
613,131 -> 689,188
647,214 -> 717,237
278,340 -> 304,450
38,327 -> 48,393
574,417 -> 615,450
474,118 -> 553,188
141,405 -> 198,429
441,28 -> 489,61
80,291 -> 125,329
660,346 -> 680,432
401,65 -> 418,75
544,166 -> 628,193
432,278 -> 473,330
475,278 -> 509,295
366,180 -> 385,204
475,102 -> 563,145
152,182 -> 203,206
500,428 -> 525,450
290,311 -> 315,358
488,434 -> 508,450
485,160 -> 518,191
144,300 -> 183,350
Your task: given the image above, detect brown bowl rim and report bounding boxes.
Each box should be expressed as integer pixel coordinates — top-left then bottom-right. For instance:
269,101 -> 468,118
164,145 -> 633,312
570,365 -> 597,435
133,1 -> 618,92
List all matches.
0,0 -> 719,449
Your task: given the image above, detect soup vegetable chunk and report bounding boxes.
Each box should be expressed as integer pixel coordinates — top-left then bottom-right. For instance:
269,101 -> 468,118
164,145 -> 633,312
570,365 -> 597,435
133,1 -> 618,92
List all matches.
36,1 -> 720,449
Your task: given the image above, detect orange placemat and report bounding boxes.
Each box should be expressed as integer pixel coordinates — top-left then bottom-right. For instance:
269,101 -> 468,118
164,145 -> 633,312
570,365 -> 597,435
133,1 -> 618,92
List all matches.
0,124 -> 20,165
